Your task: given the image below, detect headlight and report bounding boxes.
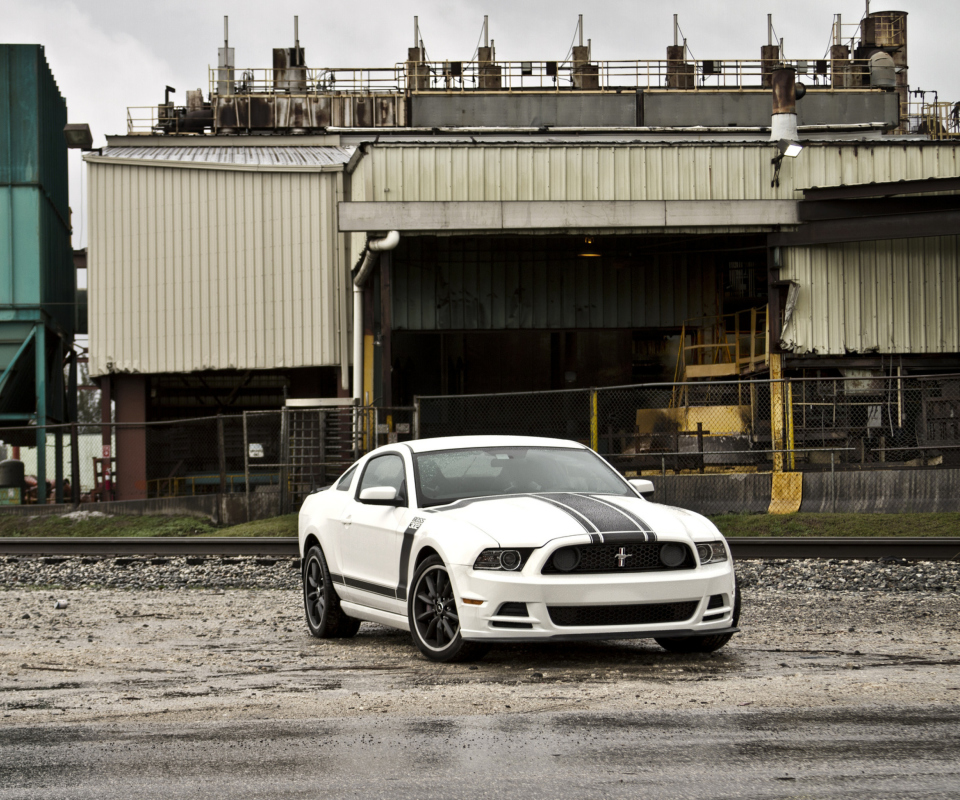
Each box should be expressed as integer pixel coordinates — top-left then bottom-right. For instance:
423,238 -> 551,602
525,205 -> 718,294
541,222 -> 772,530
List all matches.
696,541 -> 728,565
473,548 -> 531,571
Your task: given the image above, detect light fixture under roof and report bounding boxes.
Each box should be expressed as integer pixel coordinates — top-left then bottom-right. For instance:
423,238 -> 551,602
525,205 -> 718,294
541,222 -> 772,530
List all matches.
578,236 -> 602,257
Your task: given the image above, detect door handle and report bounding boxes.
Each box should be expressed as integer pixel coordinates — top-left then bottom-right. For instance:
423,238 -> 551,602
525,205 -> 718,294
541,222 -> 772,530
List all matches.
342,515 -> 353,527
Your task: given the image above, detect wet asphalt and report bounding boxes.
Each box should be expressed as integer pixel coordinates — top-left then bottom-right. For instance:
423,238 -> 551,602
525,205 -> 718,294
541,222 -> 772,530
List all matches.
2,706 -> 959,799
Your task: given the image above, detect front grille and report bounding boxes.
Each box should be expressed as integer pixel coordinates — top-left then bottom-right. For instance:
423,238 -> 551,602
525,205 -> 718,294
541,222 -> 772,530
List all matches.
548,601 -> 698,627
541,542 -> 695,574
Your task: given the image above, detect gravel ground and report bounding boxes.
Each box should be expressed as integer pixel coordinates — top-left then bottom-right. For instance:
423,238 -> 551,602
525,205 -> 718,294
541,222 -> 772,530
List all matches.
1,555 -> 959,728
1,554 -> 959,593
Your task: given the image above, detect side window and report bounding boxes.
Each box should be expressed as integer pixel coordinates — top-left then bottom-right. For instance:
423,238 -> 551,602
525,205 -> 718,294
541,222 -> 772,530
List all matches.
358,455 -> 406,496
335,463 -> 359,492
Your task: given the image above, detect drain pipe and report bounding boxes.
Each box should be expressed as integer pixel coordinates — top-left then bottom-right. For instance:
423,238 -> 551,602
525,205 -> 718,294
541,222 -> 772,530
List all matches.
353,231 -> 400,404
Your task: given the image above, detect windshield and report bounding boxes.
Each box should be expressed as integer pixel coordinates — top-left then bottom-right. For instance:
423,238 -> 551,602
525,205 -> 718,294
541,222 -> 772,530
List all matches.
413,447 -> 631,507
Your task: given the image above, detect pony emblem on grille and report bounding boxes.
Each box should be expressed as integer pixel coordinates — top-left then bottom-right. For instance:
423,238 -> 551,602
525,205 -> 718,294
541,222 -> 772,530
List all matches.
615,547 -> 633,567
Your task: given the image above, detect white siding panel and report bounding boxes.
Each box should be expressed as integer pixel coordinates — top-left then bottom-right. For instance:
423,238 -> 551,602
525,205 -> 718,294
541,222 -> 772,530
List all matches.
365,142 -> 960,203
88,162 -> 342,377
780,236 -> 960,355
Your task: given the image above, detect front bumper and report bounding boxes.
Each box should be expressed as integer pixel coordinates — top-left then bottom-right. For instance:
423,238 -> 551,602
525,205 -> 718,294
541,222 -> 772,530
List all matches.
451,558 -> 737,642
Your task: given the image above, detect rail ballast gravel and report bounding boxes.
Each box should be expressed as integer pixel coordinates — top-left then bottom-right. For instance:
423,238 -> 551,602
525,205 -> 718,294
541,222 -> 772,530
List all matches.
0,537 -> 958,560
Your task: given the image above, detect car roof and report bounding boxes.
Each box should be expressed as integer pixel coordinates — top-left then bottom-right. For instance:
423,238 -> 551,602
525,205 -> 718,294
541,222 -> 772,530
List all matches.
403,435 -> 589,454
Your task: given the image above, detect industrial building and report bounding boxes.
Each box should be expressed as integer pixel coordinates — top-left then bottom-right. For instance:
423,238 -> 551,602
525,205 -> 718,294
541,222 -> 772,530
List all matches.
0,44 -> 83,503
75,9 -> 959,500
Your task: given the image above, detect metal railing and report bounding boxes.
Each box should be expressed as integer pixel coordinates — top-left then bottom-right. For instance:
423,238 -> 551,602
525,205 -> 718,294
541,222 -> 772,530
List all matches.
400,58 -> 872,93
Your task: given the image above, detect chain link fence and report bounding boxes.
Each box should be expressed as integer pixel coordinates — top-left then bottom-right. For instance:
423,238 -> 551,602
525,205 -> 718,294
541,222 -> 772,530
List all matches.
0,376 -> 956,514
0,404 -> 417,510
417,374 -> 960,514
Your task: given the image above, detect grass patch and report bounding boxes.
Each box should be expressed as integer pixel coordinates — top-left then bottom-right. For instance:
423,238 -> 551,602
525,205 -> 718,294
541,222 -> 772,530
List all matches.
0,512 -> 297,538
710,512 -> 960,538
211,514 -> 298,538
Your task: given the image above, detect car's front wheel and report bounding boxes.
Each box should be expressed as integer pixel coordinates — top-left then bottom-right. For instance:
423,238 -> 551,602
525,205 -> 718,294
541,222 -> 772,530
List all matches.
303,545 -> 361,638
408,555 -> 489,662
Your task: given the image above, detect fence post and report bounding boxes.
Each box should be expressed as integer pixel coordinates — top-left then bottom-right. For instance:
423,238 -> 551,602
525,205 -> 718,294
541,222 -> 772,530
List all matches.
54,429 -> 64,503
830,450 -> 836,512
413,396 -> 420,439
770,353 -> 785,472
279,407 -> 290,515
217,414 -> 227,497
590,389 -> 599,452
242,411 -> 251,523
70,423 -> 80,506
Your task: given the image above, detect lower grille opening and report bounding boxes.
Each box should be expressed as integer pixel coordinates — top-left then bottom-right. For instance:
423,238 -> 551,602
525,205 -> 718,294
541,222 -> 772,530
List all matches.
702,612 -> 727,622
497,602 -> 529,617
548,601 -> 698,627
491,620 -> 533,629
707,594 -> 724,609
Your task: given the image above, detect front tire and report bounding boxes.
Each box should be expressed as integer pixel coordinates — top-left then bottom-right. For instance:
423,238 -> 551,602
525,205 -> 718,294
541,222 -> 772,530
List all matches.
655,577 -> 742,654
408,556 -> 489,663
303,545 -> 360,638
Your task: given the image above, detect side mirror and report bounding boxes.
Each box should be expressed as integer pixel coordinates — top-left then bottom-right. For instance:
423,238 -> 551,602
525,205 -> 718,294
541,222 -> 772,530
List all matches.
358,486 -> 403,506
629,478 -> 655,496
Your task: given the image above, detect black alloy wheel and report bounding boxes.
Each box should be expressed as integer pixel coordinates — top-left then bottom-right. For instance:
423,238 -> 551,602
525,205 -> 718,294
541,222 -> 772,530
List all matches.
408,555 -> 489,662
302,545 -> 360,638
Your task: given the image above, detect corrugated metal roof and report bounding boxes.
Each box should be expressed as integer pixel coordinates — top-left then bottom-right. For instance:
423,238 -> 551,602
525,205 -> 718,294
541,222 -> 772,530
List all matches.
99,145 -> 355,167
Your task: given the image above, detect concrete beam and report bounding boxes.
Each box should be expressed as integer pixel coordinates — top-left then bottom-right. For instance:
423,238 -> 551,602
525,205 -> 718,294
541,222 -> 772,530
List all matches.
338,200 -> 799,232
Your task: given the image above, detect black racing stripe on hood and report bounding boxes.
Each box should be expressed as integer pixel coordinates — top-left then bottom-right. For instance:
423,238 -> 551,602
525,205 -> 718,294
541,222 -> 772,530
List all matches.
537,493 -> 647,538
423,493 -> 598,535
584,495 -> 657,543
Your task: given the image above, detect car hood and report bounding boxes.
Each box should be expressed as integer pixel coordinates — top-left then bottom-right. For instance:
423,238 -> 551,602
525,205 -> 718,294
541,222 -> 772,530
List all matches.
424,492 -> 719,548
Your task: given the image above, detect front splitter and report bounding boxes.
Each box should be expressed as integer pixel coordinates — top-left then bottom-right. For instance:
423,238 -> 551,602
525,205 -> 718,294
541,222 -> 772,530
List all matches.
464,625 -> 740,644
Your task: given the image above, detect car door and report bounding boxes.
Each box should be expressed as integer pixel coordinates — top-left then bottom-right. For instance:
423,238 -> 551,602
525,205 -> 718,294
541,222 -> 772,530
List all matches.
338,452 -> 410,613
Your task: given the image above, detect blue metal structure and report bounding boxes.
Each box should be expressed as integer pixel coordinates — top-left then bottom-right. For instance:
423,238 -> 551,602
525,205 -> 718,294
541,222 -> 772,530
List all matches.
0,44 -> 76,502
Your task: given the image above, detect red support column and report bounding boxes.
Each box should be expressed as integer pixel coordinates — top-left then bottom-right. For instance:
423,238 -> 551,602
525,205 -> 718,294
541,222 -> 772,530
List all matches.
114,375 -> 148,500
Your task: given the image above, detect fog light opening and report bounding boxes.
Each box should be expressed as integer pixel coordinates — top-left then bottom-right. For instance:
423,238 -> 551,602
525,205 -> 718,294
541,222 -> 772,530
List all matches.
659,543 -> 687,568
551,547 -> 581,572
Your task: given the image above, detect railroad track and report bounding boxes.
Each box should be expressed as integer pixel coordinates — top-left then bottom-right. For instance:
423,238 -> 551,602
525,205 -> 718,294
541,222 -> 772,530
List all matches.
1,537 -> 959,560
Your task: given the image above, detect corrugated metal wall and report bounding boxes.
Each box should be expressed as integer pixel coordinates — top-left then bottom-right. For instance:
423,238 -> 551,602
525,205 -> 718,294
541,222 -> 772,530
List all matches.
0,44 -> 73,337
88,163 -> 345,376
780,236 -> 960,355
356,142 -> 960,203
391,237 -> 720,330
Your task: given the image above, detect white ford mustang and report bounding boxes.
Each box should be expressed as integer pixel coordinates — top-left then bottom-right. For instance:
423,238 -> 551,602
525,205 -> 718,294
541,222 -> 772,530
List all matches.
298,435 -> 740,662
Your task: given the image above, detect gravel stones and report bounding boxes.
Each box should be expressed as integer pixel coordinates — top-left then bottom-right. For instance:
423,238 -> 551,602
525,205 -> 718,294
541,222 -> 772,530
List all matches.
0,555 -> 302,591
0,554 -> 958,593
736,558 -> 960,593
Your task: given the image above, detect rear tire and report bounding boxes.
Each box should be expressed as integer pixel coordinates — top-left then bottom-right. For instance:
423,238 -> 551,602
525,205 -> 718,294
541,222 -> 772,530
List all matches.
408,555 -> 490,663
656,577 -> 741,654
303,545 -> 360,638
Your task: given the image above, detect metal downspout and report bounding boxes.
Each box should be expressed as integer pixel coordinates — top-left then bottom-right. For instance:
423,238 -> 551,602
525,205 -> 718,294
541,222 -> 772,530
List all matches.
352,231 -> 400,404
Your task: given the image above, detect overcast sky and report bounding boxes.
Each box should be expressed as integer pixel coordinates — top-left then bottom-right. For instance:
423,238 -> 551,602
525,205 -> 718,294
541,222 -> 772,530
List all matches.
3,0 -> 958,250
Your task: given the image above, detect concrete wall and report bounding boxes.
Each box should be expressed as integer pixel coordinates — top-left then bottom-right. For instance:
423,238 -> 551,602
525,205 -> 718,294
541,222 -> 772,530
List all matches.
646,473 -> 773,516
641,90 -> 898,128
646,469 -> 960,516
0,492 -> 281,525
799,469 -> 960,513
411,93 -> 637,128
